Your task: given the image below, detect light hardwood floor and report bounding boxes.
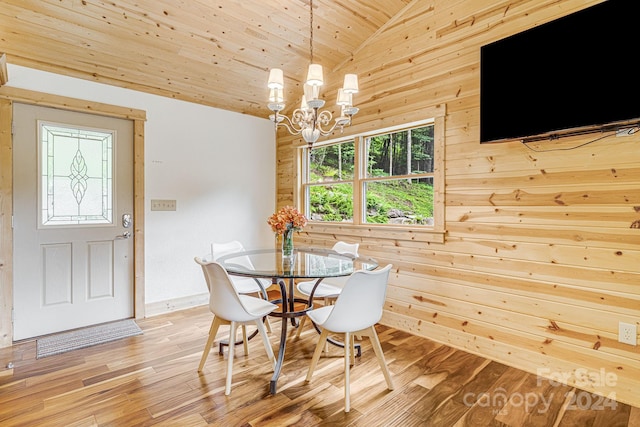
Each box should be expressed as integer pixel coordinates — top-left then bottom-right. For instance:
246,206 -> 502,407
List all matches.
1,305 -> 638,426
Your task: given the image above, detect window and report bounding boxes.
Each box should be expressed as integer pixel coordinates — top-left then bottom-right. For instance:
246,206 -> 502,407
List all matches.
302,111 -> 443,229
38,122 -> 114,227
306,140 -> 355,222
364,124 -> 434,225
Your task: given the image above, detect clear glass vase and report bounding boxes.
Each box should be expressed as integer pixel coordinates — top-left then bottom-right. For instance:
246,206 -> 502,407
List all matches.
282,228 -> 294,257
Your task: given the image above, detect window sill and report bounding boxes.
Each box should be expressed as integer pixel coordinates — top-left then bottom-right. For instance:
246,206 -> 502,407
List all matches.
303,222 -> 446,244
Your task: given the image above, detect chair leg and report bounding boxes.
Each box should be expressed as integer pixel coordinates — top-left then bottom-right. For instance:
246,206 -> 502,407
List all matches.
364,326 -> 394,391
242,324 -> 249,356
295,315 -> 307,338
225,321 -> 238,395
198,316 -> 223,372
264,316 -> 272,334
349,333 -> 356,366
323,298 -> 332,353
257,291 -> 273,334
255,318 -> 276,370
344,331 -> 351,413
305,328 -> 330,382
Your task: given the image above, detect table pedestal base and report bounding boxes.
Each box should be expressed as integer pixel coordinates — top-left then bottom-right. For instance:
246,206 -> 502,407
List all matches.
268,278 -> 312,394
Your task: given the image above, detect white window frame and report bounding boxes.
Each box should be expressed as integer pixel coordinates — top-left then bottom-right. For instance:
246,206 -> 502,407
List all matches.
299,104 -> 446,241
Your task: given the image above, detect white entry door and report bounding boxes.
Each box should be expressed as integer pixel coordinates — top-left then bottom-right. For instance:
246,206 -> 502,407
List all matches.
13,103 -> 134,340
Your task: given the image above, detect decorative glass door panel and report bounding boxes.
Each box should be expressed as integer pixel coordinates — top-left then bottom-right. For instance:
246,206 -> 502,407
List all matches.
39,122 -> 114,227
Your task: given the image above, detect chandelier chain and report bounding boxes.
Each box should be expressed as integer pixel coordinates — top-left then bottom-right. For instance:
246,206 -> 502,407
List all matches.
309,0 -> 314,64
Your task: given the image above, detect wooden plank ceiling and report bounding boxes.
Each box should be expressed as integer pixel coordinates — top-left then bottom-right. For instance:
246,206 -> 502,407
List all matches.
0,0 -> 413,118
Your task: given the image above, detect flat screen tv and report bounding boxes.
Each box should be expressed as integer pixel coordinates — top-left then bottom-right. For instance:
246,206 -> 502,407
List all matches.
480,0 -> 640,143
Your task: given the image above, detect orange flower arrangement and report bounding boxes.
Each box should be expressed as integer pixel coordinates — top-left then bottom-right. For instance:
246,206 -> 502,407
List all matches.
267,205 -> 307,235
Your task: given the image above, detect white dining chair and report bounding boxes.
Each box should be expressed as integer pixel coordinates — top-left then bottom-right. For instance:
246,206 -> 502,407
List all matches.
210,241 -> 271,296
210,240 -> 272,333
195,257 -> 277,396
304,264 -> 394,412
295,241 -> 359,338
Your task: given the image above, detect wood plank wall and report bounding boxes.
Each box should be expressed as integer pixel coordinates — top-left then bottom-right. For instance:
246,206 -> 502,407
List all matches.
274,0 -> 640,408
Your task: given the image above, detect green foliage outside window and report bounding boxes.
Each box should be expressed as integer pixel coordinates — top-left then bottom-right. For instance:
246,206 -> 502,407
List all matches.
365,179 -> 433,224
366,125 -> 434,177
306,123 -> 435,225
309,183 -> 353,222
309,142 -> 355,182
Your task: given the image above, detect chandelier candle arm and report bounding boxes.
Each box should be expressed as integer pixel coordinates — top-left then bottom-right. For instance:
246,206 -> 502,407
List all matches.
266,0 -> 358,148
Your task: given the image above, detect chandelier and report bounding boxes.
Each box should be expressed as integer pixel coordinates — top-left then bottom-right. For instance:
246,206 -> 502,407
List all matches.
266,0 -> 359,148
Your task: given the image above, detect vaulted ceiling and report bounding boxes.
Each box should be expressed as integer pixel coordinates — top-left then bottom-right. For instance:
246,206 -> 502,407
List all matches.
0,0 -> 414,118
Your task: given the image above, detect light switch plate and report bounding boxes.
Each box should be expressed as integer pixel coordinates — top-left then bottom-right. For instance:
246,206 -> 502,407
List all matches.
151,199 -> 177,211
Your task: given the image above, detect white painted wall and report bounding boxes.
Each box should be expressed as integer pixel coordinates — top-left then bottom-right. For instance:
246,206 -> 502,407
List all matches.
7,65 -> 276,312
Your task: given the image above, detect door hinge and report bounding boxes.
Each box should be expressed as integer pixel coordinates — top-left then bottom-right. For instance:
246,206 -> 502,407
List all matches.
11,120 -> 15,136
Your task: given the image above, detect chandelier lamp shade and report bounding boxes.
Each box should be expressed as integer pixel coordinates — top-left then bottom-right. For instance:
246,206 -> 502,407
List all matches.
266,0 -> 359,148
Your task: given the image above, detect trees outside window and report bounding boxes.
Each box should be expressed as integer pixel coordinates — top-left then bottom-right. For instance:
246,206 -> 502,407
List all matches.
304,121 -> 436,226
306,140 -> 354,222
364,125 -> 434,225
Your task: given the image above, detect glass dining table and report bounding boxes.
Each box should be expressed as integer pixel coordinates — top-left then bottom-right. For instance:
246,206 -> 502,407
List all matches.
217,247 -> 378,394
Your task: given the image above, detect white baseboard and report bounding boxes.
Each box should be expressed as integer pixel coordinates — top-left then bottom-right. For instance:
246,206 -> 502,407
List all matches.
144,293 -> 209,317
